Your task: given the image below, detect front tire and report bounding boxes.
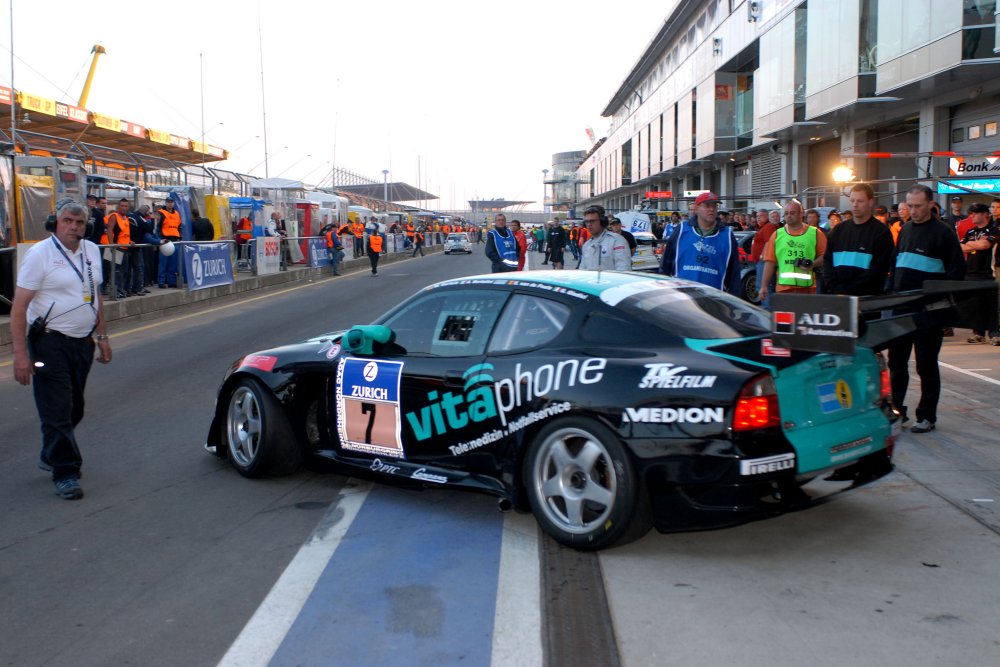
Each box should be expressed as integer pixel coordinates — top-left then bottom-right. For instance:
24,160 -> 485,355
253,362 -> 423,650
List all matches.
524,417 -> 650,550
225,377 -> 301,478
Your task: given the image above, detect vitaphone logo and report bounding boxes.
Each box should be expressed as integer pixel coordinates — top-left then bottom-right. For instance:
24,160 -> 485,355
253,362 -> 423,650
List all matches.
404,359 -> 606,441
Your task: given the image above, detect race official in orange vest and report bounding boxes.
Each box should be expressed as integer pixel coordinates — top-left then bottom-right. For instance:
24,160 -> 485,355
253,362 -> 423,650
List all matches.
155,198 -> 182,288
107,198 -> 134,298
367,231 -> 384,276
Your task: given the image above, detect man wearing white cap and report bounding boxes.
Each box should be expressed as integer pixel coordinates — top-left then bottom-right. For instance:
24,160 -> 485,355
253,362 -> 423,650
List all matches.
659,192 -> 741,295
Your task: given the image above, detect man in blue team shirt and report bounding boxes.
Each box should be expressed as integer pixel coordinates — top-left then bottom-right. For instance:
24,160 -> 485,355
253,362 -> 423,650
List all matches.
659,192 -> 741,295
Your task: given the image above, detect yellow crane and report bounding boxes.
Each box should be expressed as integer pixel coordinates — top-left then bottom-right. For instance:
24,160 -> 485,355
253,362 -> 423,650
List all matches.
77,44 -> 106,108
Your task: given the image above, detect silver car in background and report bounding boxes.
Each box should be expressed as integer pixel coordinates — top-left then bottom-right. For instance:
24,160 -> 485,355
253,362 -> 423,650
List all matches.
444,232 -> 472,254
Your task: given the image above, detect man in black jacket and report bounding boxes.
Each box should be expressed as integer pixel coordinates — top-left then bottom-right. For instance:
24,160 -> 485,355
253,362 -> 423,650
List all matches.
821,183 -> 894,296
887,184 -> 966,434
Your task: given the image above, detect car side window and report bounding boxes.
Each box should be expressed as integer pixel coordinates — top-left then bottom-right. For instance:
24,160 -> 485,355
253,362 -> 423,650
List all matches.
489,294 -> 571,353
380,289 -> 508,357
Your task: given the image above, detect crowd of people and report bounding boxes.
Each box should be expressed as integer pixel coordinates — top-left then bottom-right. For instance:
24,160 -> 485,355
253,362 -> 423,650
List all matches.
658,185 -> 996,436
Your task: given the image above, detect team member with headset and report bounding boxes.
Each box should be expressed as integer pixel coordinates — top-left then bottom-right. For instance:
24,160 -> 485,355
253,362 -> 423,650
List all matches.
11,199 -> 113,500
579,205 -> 631,271
659,192 -> 741,294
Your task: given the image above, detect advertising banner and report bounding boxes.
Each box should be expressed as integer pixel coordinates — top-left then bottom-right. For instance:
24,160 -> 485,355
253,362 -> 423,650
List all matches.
308,238 -> 331,267
771,293 -> 858,355
183,242 -> 234,292
256,236 -> 280,275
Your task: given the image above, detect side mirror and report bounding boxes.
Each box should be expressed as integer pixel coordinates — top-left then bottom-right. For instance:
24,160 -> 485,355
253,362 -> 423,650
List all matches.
343,325 -> 395,356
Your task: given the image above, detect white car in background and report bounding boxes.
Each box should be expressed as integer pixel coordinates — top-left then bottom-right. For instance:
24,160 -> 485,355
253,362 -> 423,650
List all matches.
631,231 -> 660,271
444,232 -> 472,254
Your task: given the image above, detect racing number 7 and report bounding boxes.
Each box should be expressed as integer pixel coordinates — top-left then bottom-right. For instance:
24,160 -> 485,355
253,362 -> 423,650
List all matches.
361,402 -> 376,444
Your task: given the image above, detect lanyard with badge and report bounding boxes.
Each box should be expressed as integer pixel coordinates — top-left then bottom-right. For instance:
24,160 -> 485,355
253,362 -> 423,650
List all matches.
51,236 -> 96,309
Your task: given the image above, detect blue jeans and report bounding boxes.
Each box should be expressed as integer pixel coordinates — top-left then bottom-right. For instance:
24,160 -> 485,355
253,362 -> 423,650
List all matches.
757,260 -> 775,310
328,248 -> 344,274
158,243 -> 179,286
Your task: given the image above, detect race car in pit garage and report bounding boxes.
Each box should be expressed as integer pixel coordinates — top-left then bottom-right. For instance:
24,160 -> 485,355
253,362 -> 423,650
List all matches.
204,271 -> 988,550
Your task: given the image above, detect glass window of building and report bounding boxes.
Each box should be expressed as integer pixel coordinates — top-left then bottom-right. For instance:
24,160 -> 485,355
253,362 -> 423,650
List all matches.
986,121 -> 998,137
878,0 -> 962,64
962,0 -> 996,59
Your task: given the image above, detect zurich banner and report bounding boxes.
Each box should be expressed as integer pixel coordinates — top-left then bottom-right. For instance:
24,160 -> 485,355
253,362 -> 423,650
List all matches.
308,238 -> 331,267
183,242 -> 235,292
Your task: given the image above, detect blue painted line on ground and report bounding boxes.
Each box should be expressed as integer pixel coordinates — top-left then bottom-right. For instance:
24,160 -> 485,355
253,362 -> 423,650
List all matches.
268,484 -> 505,667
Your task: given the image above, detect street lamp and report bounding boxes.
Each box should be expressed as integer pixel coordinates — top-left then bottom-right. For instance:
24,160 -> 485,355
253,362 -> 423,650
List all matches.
542,168 -> 549,218
832,164 -> 856,183
383,169 -> 390,211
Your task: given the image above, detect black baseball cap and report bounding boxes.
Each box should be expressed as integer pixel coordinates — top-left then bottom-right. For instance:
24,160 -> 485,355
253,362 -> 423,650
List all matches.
951,196 -> 964,201
969,202 -> 990,214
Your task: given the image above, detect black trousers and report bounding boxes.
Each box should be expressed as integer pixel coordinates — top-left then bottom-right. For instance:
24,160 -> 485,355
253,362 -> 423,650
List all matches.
368,249 -> 380,274
32,332 -> 95,481
888,327 -> 944,424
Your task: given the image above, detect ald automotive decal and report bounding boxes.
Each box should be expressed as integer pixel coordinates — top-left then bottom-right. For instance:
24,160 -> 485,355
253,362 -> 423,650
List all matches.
404,359 -> 606,451
336,358 -> 405,458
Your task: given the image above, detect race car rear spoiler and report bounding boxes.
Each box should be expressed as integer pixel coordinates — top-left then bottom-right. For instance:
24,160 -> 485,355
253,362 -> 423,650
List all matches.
857,281 -> 998,352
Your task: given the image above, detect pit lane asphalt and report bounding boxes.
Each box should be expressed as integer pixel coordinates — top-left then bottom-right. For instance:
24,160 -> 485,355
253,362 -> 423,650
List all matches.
3,249 -> 1000,666
0,250 -> 503,666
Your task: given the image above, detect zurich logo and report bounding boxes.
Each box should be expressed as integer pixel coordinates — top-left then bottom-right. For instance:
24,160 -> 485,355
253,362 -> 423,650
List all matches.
191,253 -> 203,286
363,361 -> 379,382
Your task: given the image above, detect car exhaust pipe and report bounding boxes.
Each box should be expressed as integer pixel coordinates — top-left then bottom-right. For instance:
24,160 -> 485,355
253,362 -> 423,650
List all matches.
497,498 -> 513,513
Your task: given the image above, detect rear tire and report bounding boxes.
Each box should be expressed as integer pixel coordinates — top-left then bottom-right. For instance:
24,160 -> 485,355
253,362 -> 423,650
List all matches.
524,417 -> 650,550
225,377 -> 301,478
742,271 -> 759,304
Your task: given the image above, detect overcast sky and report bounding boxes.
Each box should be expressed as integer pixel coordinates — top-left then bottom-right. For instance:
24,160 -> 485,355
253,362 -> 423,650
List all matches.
1,0 -> 673,210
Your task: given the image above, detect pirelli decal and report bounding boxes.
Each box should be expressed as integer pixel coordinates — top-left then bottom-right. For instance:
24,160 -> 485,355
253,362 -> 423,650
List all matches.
740,453 -> 796,476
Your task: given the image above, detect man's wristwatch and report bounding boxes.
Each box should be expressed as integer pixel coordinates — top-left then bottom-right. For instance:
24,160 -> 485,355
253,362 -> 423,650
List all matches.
95,334 -> 109,341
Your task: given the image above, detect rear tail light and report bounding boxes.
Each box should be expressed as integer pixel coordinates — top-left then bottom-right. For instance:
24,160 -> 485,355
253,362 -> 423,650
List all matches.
733,374 -> 781,431
875,352 -> 891,401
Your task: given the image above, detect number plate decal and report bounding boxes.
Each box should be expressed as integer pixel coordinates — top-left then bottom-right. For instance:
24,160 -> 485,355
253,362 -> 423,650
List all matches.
336,358 -> 405,458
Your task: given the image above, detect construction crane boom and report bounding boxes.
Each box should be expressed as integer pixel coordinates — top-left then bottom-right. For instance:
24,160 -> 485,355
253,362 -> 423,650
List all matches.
78,44 -> 106,108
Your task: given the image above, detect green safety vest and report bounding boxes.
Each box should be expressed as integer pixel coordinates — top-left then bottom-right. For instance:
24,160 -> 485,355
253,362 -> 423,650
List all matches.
774,225 -> 817,287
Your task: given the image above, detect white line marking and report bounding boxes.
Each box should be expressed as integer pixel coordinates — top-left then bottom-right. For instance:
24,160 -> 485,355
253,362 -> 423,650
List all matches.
490,512 -> 543,667
217,479 -> 371,667
962,369 -> 992,372
971,499 -> 995,503
939,362 -> 1000,387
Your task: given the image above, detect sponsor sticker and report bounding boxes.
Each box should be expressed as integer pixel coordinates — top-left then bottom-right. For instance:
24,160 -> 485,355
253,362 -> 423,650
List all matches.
638,363 -> 717,389
817,379 -> 853,413
336,358 -> 405,458
622,406 -> 725,424
241,354 -> 277,372
740,453 -> 796,476
761,338 -> 791,357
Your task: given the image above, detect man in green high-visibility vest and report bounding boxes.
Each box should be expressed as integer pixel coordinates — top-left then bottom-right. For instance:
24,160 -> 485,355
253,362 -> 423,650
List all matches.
758,199 -> 827,304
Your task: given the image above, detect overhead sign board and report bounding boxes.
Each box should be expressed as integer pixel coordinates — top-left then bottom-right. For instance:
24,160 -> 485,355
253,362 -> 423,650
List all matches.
938,179 -> 1000,194
645,191 -> 673,199
949,157 -> 1000,176
683,190 -> 709,198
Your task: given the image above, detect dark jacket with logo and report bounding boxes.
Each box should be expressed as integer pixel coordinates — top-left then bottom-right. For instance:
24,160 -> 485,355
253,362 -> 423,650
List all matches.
821,216 -> 895,296
891,217 -> 966,292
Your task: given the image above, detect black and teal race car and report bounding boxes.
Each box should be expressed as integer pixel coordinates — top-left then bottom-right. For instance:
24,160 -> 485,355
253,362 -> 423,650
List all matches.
205,270 -> 923,550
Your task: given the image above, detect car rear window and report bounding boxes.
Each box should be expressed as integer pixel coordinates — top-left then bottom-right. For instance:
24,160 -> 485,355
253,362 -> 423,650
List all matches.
609,283 -> 770,339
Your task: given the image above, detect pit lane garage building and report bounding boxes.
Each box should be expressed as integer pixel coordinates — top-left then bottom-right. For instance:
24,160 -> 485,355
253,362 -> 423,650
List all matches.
571,1 -> 1000,214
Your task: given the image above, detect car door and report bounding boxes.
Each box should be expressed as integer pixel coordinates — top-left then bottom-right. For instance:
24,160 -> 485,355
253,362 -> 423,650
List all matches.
333,287 -> 511,467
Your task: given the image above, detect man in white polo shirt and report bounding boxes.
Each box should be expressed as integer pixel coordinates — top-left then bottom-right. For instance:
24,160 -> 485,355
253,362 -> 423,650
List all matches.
11,199 -> 113,500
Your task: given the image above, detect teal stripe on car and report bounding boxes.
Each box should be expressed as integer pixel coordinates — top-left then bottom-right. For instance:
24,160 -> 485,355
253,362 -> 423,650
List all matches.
895,252 -> 945,274
832,251 -> 872,269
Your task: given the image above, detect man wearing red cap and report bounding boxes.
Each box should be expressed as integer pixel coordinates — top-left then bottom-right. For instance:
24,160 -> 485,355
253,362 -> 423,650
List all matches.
659,192 -> 741,295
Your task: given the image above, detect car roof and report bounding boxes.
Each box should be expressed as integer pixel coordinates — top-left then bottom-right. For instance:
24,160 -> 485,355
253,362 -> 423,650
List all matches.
433,269 -> 704,299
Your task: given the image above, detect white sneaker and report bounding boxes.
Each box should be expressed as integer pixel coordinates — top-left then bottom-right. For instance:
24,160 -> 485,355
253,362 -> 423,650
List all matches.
910,419 -> 935,434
